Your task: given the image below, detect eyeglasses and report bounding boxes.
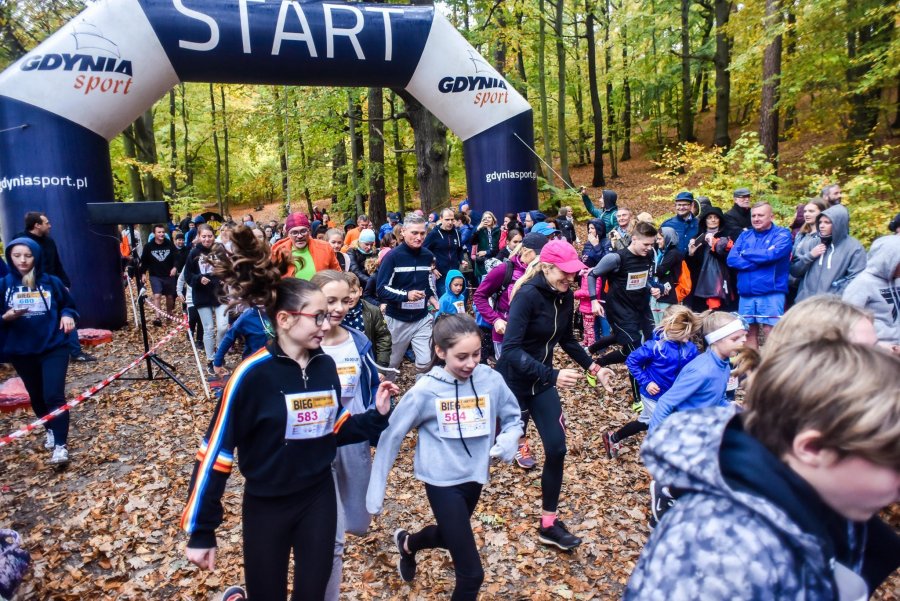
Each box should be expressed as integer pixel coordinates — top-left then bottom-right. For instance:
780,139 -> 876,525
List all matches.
282,310 -> 326,326
288,229 -> 309,238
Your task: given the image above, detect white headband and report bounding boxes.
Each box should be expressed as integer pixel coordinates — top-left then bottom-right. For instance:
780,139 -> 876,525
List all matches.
705,319 -> 746,345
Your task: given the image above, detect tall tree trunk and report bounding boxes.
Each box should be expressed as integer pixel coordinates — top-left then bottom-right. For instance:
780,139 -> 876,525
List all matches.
122,125 -> 145,202
781,7 -> 796,136
273,88 -> 290,215
572,15 -> 588,164
348,91 -> 365,218
132,109 -> 164,202
700,70 -> 710,112
209,84 -> 223,214
516,9 -> 529,100
168,90 -> 177,196
555,0 -> 572,186
620,23 -> 632,161
389,92 -> 407,215
220,86 -> 230,213
651,0 -> 664,145
180,84 -> 192,187
845,0 -> 892,141
331,138 -> 348,208
398,91 -> 449,215
297,131 -> 314,216
713,0 -> 732,148
368,87 -> 387,228
680,0 -> 695,142
538,0 -> 553,179
603,0 -> 617,177
585,0 -> 605,186
494,9 -> 507,74
760,0 -> 782,166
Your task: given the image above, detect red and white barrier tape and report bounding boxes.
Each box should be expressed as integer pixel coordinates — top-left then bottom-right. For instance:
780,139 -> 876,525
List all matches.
143,295 -> 185,324
0,319 -> 188,448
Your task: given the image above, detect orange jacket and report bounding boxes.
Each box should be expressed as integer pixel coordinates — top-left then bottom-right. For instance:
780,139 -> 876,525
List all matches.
271,236 -> 340,277
342,227 -> 361,253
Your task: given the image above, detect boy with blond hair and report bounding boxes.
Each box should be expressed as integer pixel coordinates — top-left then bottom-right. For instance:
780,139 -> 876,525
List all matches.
626,338 -> 900,599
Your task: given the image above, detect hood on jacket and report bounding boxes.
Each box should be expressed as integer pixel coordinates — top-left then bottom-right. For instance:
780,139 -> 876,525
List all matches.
4,237 -> 43,281
588,218 -> 607,239
444,269 -> 465,292
698,206 -> 725,234
659,227 -> 679,250
817,204 -> 851,246
864,234 -> 900,281
602,190 -> 618,210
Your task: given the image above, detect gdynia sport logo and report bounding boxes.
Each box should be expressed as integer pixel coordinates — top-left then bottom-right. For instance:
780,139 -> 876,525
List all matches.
19,21 -> 133,97
437,50 -> 510,108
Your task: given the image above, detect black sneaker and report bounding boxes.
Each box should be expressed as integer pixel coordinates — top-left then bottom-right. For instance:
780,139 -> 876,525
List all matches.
650,480 -> 676,526
394,529 -> 416,582
221,585 -> 247,601
206,361 -> 217,377
71,352 -> 97,363
602,431 -> 621,459
152,319 -> 163,327
538,519 -> 582,551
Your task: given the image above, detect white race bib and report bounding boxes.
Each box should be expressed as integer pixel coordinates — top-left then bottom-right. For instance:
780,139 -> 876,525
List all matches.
401,298 -> 425,310
336,364 -> 361,401
453,300 -> 465,314
284,390 -> 338,440
434,394 -> 491,439
626,270 -> 649,291
11,290 -> 51,314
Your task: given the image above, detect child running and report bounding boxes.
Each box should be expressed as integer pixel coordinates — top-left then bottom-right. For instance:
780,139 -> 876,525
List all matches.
367,314 -> 524,600
438,269 -> 468,315
603,305 -> 700,459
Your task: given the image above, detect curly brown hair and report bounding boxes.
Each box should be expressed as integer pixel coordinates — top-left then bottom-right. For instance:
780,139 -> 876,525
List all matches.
212,225 -> 282,310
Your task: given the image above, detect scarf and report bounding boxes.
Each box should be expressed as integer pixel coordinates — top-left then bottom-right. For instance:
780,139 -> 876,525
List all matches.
342,302 -> 365,332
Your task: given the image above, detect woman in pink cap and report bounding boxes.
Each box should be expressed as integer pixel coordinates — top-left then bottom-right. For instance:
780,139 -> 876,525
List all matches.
271,212 -> 341,280
495,239 -> 614,551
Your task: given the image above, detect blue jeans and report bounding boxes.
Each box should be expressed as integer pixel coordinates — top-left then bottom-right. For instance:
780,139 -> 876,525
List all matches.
10,345 -> 70,446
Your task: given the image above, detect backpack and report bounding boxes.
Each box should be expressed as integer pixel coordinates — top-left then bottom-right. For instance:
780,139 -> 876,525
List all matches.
489,260 -> 515,308
675,260 -> 692,302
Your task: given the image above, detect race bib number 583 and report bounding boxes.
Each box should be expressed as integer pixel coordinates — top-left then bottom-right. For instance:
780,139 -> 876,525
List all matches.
284,390 -> 338,440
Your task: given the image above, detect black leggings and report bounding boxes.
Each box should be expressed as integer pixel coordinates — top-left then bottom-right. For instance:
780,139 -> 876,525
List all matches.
242,475 -> 337,601
10,345 -> 70,446
607,318 -> 653,403
519,387 -> 567,513
407,482 -> 484,601
613,420 -> 648,442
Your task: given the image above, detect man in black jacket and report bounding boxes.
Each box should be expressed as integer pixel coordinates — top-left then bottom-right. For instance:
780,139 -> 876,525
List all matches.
722,187 -> 752,241
141,224 -> 178,325
424,208 -> 469,297
16,212 -> 96,362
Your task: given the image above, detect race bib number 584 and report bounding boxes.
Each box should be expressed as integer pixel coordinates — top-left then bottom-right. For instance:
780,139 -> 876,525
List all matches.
284,390 -> 338,440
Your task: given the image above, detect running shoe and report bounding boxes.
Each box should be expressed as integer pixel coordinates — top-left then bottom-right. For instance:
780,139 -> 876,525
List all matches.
44,429 -> 55,450
515,439 -> 536,470
221,585 -> 247,601
71,352 -> 97,363
538,519 -> 582,551
631,400 -> 643,413
49,445 -> 69,465
602,431 -> 621,459
394,529 -> 416,582
650,480 -> 676,526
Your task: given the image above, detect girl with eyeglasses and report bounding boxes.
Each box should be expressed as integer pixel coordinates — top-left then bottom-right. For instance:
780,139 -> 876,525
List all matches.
181,253 -> 398,601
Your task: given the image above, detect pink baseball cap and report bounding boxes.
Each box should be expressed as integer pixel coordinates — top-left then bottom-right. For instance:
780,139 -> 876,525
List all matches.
540,239 -> 586,273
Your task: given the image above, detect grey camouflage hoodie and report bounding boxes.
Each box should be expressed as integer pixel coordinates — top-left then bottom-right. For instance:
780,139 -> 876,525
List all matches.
366,364 -> 523,514
843,234 -> 900,345
625,406 -> 871,601
791,204 -> 866,301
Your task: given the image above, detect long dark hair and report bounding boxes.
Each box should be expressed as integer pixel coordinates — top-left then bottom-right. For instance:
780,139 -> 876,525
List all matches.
421,313 -> 482,372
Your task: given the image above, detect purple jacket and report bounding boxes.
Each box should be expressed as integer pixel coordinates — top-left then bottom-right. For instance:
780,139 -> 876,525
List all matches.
473,255 -> 527,342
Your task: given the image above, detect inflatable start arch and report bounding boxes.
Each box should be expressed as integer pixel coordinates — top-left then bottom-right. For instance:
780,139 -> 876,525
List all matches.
0,0 -> 538,327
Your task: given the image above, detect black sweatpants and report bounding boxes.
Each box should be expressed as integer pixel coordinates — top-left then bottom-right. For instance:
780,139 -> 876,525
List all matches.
607,313 -> 654,403
10,344 -> 70,446
242,475 -> 337,601
407,482 -> 484,601
518,387 -> 567,513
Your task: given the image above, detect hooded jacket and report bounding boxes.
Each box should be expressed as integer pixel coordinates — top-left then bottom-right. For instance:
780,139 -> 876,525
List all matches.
689,207 -> 734,301
648,348 -> 731,432
185,244 -> 222,308
581,218 -> 609,267
624,333 -> 699,401
626,407 -> 895,600
366,364 -> 524,514
726,224 -> 793,296
791,205 -> 866,301
495,271 -> 594,397
13,230 -> 71,288
842,235 -> 900,345
581,192 -> 620,234
424,225 -> 466,277
359,300 -> 392,366
1,237 -> 78,356
472,255 -> 528,343
652,227 -> 684,305
438,269 -> 467,315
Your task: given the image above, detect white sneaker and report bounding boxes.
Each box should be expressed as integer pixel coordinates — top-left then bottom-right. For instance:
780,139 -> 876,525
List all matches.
44,429 -> 55,450
50,445 -> 69,465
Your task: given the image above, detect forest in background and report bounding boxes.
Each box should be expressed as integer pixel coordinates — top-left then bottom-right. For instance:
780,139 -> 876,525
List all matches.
1,0 -> 897,242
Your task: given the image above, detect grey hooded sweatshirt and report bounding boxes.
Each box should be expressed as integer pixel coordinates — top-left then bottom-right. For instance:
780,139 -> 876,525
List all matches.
366,364 -> 523,514
843,234 -> 900,345
791,204 -> 866,301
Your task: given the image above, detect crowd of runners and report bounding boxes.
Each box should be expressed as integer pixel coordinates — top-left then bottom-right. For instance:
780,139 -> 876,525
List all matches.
0,186 -> 898,599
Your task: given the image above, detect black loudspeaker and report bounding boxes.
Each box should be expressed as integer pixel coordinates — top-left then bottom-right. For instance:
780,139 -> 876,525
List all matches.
86,201 -> 169,225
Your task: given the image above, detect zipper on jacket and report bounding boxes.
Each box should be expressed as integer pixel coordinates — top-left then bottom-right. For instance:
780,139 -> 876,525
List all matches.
532,295 -> 560,395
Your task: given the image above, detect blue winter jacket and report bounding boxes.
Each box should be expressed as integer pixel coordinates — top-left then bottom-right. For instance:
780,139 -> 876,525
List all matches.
625,335 -> 699,401
378,222 -> 395,242
1,237 -> 79,356
213,306 -> 272,368
660,214 -> 699,255
649,349 -> 731,432
726,224 -> 793,296
438,270 -> 467,315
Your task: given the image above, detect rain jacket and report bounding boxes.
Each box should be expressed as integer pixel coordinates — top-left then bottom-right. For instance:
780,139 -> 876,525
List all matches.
624,333 -> 699,401
0,237 -> 78,357
726,224 -> 793,296
842,235 -> 900,345
791,205 -> 866,301
438,269 -> 467,315
626,407 -> 897,600
660,213 -> 699,255
366,364 -> 523,514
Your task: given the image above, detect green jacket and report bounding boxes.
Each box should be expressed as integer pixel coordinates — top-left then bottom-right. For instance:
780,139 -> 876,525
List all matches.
361,299 -> 392,366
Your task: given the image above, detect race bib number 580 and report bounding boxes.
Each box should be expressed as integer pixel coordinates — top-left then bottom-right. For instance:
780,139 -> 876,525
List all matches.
284,390 -> 338,440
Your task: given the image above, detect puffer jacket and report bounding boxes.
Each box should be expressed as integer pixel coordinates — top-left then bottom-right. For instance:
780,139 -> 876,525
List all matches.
842,235 -> 900,345
625,407 -> 890,600
791,205 -> 866,301
624,334 -> 698,401
726,224 -> 793,296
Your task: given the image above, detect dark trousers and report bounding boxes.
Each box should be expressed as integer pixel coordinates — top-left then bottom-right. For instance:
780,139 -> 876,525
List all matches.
607,314 -> 654,403
187,305 -> 204,343
66,328 -> 83,357
519,387 -> 567,513
10,345 -> 70,446
407,482 -> 485,601
242,475 -> 337,601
